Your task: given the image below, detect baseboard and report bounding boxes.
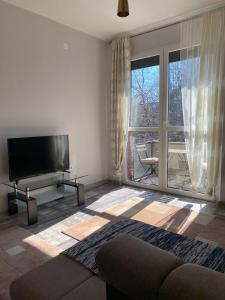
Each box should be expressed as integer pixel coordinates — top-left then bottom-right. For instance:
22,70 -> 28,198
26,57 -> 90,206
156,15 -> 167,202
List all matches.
84,179 -> 110,191
107,179 -> 123,186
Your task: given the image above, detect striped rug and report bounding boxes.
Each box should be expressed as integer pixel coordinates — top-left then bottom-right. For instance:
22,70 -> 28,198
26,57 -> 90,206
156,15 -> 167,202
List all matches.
63,218 -> 225,274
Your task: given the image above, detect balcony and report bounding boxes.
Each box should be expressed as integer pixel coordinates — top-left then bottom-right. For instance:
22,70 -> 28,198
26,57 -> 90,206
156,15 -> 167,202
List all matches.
127,140 -> 192,191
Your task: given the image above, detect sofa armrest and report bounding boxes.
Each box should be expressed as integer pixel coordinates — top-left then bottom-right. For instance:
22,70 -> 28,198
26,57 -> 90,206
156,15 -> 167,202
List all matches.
95,234 -> 183,300
159,264 -> 225,300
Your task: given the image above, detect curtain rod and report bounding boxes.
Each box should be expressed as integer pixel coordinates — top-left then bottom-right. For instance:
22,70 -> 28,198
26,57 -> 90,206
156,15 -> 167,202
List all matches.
109,3 -> 225,43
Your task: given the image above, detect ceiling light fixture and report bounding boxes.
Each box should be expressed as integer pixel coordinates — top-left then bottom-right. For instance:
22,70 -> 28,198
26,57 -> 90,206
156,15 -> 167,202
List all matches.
117,0 -> 129,17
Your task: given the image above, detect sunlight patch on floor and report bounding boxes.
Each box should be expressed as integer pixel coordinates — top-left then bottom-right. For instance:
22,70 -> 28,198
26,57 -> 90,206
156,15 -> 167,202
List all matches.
23,235 -> 60,257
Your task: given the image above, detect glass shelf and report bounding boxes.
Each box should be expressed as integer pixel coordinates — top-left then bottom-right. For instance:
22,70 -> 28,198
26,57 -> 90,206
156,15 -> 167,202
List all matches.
3,171 -> 88,193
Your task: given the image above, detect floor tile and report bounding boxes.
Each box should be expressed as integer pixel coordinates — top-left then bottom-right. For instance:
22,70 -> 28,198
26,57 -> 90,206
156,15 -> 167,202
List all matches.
144,202 -> 173,214
63,215 -> 111,240
6,245 -> 25,257
193,213 -> 215,226
58,238 -> 78,251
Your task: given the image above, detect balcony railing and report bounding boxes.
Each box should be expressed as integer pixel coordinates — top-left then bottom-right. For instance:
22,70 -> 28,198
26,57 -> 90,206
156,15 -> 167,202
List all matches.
127,141 -> 192,190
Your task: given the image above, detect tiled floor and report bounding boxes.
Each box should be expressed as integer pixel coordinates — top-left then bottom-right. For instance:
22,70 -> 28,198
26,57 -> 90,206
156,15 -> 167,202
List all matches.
1,183 -> 225,299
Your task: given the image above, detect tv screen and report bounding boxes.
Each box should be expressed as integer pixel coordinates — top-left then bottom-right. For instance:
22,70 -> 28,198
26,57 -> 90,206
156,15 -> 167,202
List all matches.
7,135 -> 70,181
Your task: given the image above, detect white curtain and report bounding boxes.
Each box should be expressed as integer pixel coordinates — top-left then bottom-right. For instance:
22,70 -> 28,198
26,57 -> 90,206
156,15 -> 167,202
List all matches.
180,8 -> 225,195
111,35 -> 130,183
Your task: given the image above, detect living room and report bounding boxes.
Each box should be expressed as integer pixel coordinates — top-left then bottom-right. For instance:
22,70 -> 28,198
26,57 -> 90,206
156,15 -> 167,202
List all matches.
0,0 -> 225,299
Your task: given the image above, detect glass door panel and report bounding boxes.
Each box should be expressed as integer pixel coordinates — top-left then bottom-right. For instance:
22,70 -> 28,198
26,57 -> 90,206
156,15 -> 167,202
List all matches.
166,50 -> 191,192
130,55 -> 160,128
168,51 -> 184,127
167,131 -> 191,191
127,54 -> 161,188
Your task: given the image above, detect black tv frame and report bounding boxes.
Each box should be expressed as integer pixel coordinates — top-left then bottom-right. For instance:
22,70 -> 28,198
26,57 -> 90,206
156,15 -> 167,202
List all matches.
7,134 -> 70,182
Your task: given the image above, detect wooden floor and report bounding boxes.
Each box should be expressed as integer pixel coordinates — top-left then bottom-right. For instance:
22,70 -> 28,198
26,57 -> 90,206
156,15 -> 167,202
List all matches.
0,183 -> 225,299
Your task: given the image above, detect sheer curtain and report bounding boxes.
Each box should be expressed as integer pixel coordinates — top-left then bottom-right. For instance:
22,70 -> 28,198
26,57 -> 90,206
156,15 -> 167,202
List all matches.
180,8 -> 225,195
111,35 -> 130,183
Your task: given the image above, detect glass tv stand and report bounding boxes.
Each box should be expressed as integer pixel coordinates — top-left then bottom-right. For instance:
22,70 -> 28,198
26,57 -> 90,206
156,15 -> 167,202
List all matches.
3,172 -> 88,225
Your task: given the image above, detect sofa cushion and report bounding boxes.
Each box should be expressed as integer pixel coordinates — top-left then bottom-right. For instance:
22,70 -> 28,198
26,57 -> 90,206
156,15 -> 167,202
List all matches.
96,234 -> 183,300
10,254 -> 93,300
159,263 -> 225,300
61,276 -> 106,300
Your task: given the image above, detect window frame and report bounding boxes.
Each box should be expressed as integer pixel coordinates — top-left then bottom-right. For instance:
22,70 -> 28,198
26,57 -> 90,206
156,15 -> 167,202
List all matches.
124,47 -> 164,191
123,44 -> 213,201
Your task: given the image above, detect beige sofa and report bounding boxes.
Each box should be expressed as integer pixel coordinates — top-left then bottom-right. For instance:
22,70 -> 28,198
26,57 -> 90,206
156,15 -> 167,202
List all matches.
11,234 -> 225,300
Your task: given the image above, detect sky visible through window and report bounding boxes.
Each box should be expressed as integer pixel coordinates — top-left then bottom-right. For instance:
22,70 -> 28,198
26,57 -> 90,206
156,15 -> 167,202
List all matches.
130,65 -> 160,128
130,60 -> 184,129
130,57 -> 186,145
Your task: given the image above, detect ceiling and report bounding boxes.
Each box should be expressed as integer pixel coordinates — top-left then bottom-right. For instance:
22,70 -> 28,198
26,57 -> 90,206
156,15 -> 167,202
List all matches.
2,0 -> 225,41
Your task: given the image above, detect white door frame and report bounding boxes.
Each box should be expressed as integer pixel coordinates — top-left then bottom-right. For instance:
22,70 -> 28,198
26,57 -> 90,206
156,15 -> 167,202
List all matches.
123,45 -> 213,201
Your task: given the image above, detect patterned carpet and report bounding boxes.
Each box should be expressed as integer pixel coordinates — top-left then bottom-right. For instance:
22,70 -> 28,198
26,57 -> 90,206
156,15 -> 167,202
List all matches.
64,218 -> 225,274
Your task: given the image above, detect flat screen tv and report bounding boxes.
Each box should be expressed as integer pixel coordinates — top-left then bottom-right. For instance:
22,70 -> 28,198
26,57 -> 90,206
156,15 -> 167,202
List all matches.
7,135 -> 70,181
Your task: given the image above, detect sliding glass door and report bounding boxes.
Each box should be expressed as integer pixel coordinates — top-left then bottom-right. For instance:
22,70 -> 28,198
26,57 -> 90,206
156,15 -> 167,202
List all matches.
126,47 -> 207,198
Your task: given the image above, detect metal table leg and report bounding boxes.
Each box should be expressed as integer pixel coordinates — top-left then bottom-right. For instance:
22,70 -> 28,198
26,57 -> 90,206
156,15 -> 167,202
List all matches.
25,187 -> 38,225
8,193 -> 18,215
76,183 -> 85,206
62,180 -> 85,207
26,199 -> 38,225
7,191 -> 38,225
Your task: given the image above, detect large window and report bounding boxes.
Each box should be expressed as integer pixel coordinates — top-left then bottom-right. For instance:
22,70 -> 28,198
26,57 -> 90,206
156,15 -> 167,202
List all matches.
126,48 -> 204,196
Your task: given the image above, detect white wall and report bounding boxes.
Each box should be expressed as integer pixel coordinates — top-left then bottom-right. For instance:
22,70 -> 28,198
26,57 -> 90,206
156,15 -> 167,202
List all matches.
0,1 -> 108,212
